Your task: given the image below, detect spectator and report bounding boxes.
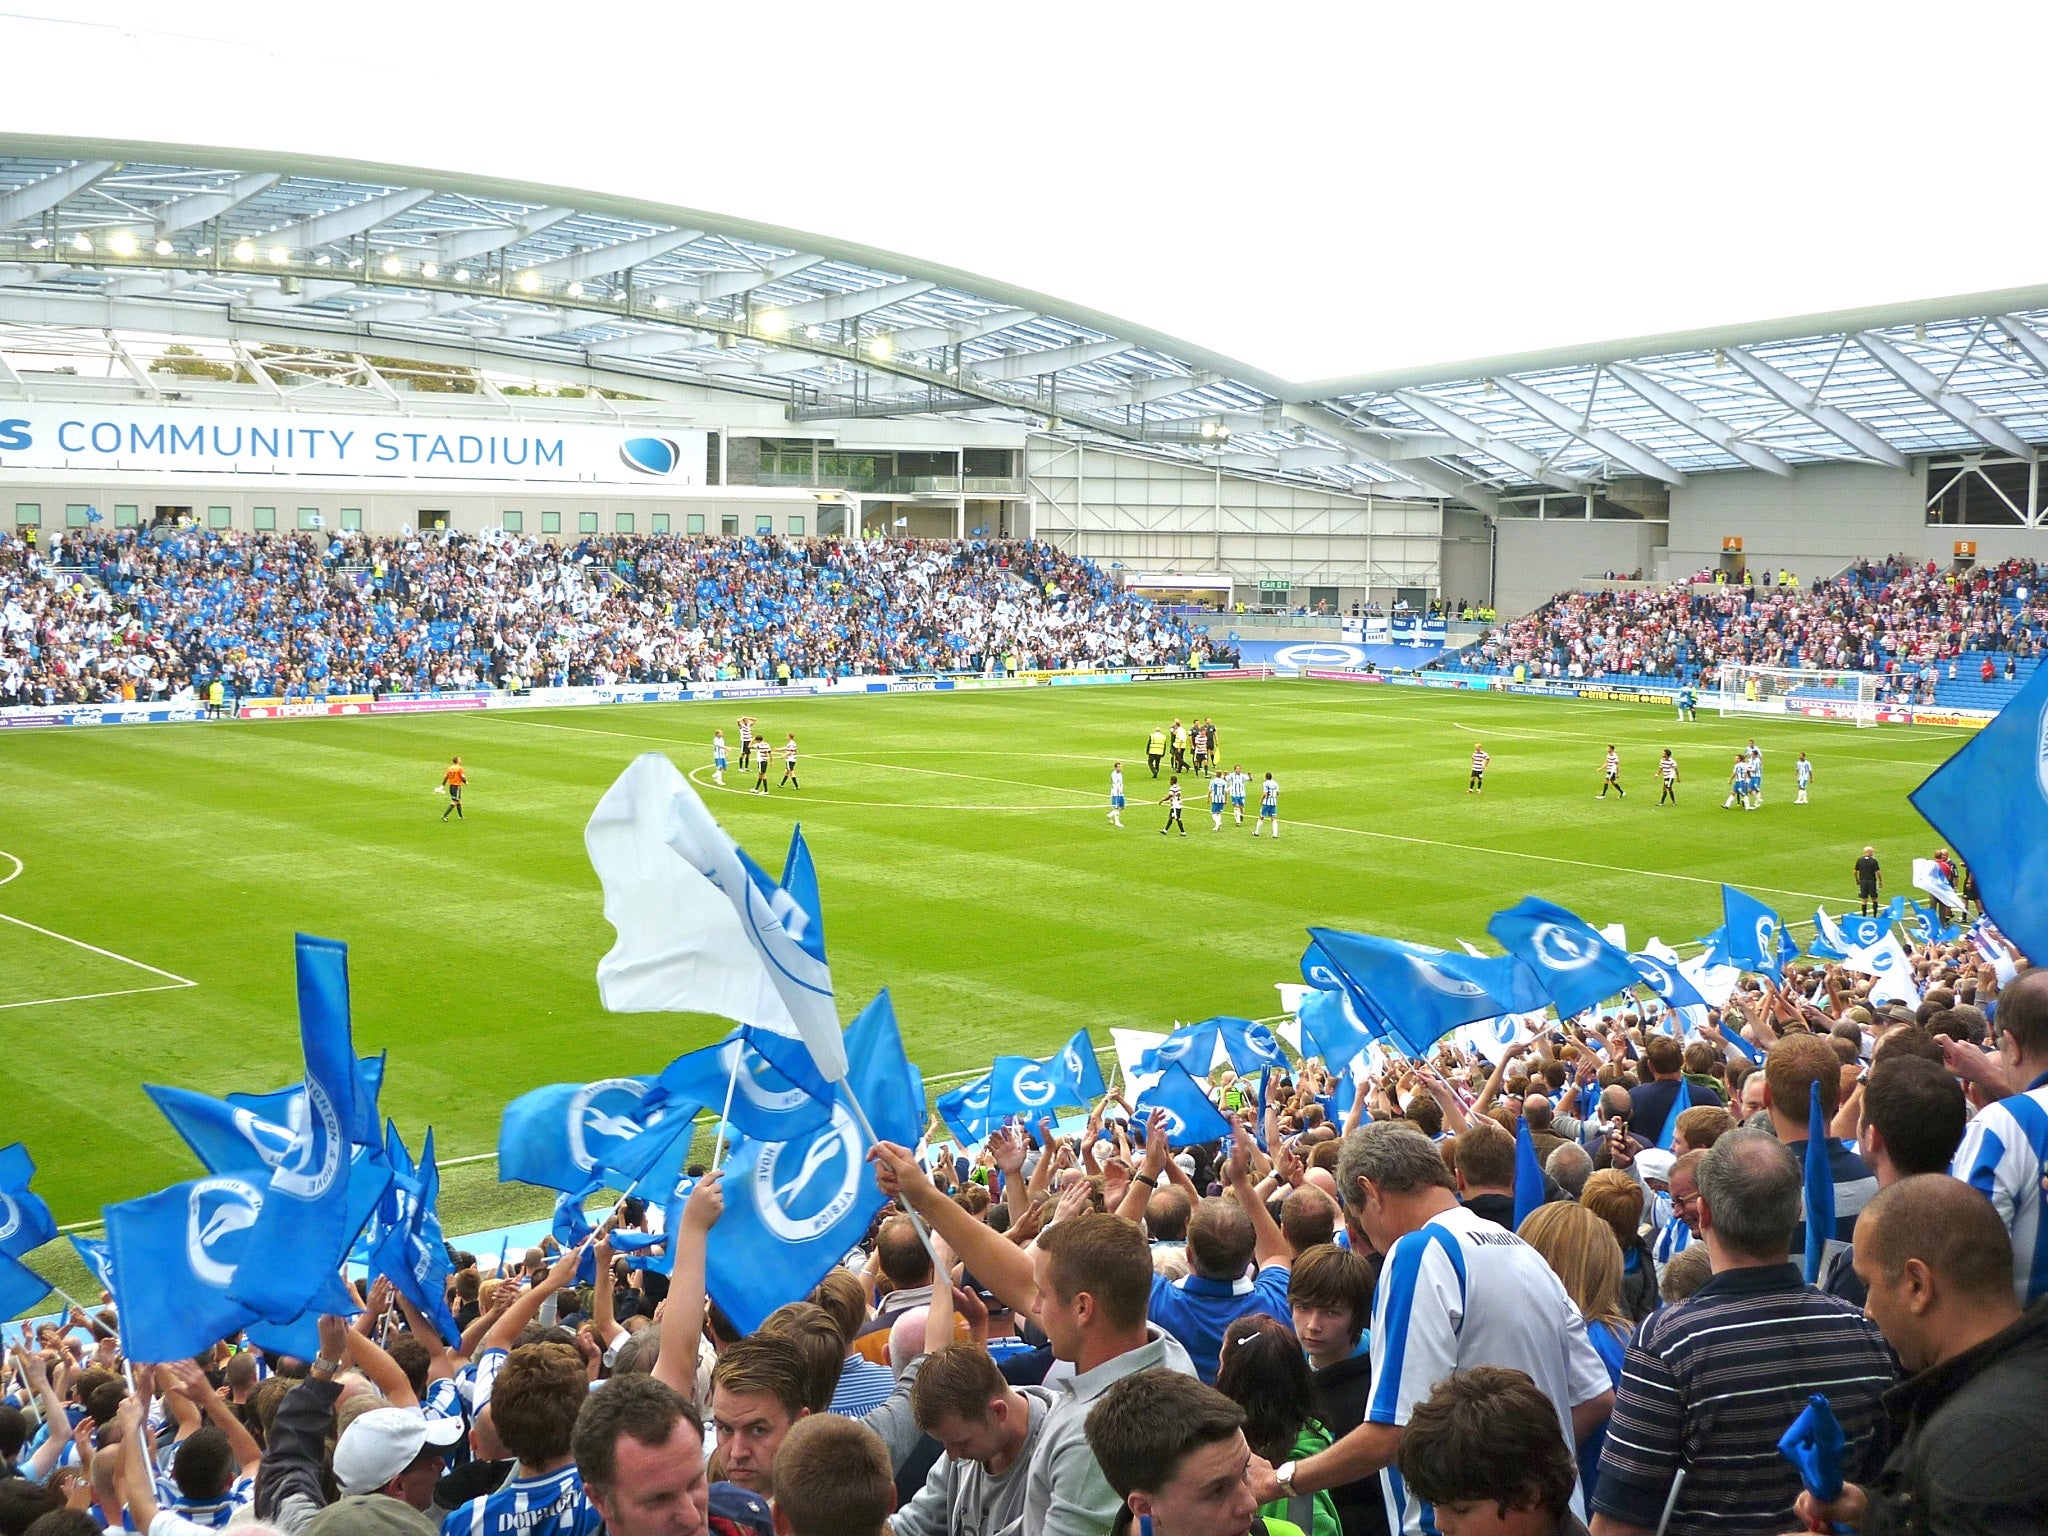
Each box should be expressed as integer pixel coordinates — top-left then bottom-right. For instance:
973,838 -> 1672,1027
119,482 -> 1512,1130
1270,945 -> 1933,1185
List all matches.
1516,1202 -> 1631,1502
1763,1034 -> 1877,1297
769,1415 -> 894,1536
1394,1368 -> 1584,1536
1286,1245 -> 1384,1536
1589,1130 -> 1894,1536
1656,1246 -> 1712,1305
1545,1143 -> 1594,1200
1083,1370 -> 1267,1536
1650,1151 -> 1704,1275
1950,967 -> 2048,1304
1450,1123 -> 1518,1230
708,1338 -> 811,1504
1215,1317 -> 1342,1536
1577,1173 -> 1657,1325
1798,1175 -> 2048,1533
1626,1039 -> 1686,1139
1253,1122 -> 1612,1536
809,1271 -> 893,1419
896,1345 -> 1048,1536
1859,1057 -> 1968,1186
570,1375 -> 726,1536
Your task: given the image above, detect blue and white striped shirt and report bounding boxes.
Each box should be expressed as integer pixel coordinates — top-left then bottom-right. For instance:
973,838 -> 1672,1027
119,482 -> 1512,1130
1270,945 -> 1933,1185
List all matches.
1953,1081 -> 2048,1304
439,1465 -> 604,1536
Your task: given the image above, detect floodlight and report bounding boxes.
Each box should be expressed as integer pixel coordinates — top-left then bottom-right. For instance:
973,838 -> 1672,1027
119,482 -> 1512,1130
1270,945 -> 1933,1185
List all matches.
153,239 -> 174,256
516,270 -> 540,292
421,262 -> 439,279
381,254 -> 403,275
108,231 -> 137,257
757,309 -> 788,336
268,245 -> 290,265
70,233 -> 92,253
867,333 -> 892,360
567,281 -> 584,297
453,267 -> 470,282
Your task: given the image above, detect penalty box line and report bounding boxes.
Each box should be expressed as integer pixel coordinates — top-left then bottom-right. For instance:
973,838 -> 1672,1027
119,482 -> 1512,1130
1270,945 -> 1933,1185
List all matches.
0,851 -> 199,1011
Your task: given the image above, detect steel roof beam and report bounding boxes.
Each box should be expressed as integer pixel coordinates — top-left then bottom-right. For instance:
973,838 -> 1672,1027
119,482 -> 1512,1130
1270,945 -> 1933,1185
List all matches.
527,227 -> 705,284
0,161 -> 117,229
773,279 -> 934,327
971,338 -> 1133,382
1994,315 -> 2048,379
1107,371 -> 1224,407
584,328 -> 719,360
880,307 -> 1037,354
1718,346 -> 1908,468
1856,329 -> 2033,459
1486,373 -> 1687,485
265,186 -> 439,251
427,206 -> 578,264
1389,390 -> 1583,493
1283,402 -> 1498,509
699,254 -> 827,301
1605,362 -> 1792,476
150,173 -> 280,233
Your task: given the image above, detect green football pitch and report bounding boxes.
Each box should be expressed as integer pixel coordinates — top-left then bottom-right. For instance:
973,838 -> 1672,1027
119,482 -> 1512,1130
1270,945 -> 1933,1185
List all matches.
0,679 -> 1962,1254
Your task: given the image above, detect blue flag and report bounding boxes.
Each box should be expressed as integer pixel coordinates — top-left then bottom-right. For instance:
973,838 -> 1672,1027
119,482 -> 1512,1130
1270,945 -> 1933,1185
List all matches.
660,1032 -> 832,1145
705,990 -> 923,1335
229,936 -> 385,1324
1656,1076 -> 1694,1152
1295,972 -> 1378,1076
1512,1116 -> 1546,1230
1309,927 -> 1548,1059
1486,898 -> 1642,1018
105,1175 -> 270,1362
1140,1021 -> 1220,1075
1719,1020 -> 1763,1066
1254,1069 -> 1273,1152
500,1074 -> 677,1192
1214,1017 -> 1289,1075
147,1085 -> 301,1178
1803,1081 -> 1834,1285
550,1187 -> 601,1288
1720,886 -> 1785,971
1049,1029 -> 1108,1103
936,1074 -> 995,1145
1627,952 -> 1709,1010
1131,1063 -> 1235,1147
1698,926 -> 1735,968
0,1145 -> 58,1262
1836,912 -> 1887,949
0,1251 -> 49,1321
987,1056 -> 1072,1120
223,1055 -> 386,1138
1777,1394 -> 1846,1505
69,1235 -> 114,1295
370,1127 -> 462,1345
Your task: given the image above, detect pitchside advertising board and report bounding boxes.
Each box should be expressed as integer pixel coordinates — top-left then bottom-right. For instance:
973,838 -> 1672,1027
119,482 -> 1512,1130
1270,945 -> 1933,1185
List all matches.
0,406 -> 707,487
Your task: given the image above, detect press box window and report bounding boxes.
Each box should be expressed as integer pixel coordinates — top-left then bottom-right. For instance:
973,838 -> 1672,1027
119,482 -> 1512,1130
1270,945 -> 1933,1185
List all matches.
340,508 -> 363,531
787,515 -> 805,537
114,504 -> 139,527
11,504 -> 37,527
616,512 -> 635,534
208,505 -> 233,529
686,513 -> 705,535
253,507 -> 277,531
296,508 -> 321,530
651,512 -> 670,534
502,510 -> 524,533
755,514 -> 774,535
541,511 -> 561,534
578,512 -> 599,534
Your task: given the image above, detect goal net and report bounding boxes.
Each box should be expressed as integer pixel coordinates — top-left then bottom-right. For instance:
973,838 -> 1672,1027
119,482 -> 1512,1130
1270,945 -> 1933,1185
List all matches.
1715,663 -> 1880,727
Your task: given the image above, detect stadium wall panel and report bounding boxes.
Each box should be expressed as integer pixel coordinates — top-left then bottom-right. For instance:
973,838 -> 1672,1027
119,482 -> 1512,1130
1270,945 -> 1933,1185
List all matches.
1493,518 -> 1665,617
1665,462 -> 1924,583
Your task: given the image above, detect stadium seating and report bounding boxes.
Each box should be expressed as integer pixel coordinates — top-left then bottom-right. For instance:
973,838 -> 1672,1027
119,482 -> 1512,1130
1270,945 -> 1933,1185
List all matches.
0,527 -> 1215,706
1440,555 -> 2048,711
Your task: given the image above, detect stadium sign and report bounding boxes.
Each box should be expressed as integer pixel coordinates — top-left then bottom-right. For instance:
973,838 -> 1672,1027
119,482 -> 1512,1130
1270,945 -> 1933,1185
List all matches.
0,406 -> 705,486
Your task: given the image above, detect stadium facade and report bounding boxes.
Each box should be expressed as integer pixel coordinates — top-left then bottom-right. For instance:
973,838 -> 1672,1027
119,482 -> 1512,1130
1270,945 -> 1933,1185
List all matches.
5,136 -> 2048,616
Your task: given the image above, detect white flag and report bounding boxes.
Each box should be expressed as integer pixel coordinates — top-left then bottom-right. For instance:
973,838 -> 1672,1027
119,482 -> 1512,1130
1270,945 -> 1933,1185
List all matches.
1911,859 -> 1963,912
1842,931 -> 1923,1008
1110,1028 -> 1167,1100
1676,952 -> 1741,1008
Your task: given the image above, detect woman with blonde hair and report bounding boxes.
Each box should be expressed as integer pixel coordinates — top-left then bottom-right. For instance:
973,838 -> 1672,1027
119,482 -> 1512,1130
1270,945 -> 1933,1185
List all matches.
1518,1199 -> 1630,1504
1579,1167 -> 1660,1323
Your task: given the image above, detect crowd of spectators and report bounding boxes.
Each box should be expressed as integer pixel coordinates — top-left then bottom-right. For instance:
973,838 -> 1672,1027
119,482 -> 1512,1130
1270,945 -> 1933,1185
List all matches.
1450,554 -> 2048,694
4,921 -> 2045,1536
0,528 -> 1214,708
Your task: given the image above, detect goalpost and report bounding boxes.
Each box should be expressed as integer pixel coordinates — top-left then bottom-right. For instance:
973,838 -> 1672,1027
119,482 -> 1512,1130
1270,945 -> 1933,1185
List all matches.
1715,663 -> 1881,727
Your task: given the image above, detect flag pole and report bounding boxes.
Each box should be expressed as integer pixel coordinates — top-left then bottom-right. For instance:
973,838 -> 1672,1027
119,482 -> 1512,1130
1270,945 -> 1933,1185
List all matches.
838,1079 -> 944,1271
708,1040 -> 745,1174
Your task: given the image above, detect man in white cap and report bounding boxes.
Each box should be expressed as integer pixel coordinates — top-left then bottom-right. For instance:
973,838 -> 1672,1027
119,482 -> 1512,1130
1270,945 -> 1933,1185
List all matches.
333,1407 -> 467,1511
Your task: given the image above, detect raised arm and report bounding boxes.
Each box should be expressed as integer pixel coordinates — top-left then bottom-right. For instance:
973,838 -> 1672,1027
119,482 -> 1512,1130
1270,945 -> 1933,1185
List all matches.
164,1361 -> 265,1480
654,1170 -> 722,1398
340,1322 -> 420,1409
115,1394 -> 161,1536
1113,1110 -> 1170,1224
481,1241 -> 586,1355
1227,1125 -> 1290,1271
19,1348 -> 71,1482
869,1142 -> 1035,1317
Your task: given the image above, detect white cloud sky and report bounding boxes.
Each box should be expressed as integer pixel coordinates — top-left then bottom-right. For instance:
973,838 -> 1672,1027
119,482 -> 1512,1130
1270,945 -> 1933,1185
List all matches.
3,0 -> 2044,383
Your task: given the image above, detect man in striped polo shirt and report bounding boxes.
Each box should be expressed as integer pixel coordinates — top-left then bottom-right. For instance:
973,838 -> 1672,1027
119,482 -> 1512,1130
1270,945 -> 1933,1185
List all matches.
1951,968 -> 2048,1304
1589,1130 -> 1894,1536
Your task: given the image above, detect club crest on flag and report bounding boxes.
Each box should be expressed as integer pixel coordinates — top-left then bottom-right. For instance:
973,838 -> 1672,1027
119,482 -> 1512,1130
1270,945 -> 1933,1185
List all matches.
568,1079 -> 659,1174
231,1107 -> 297,1168
0,1194 -> 18,1247
754,1103 -> 865,1244
1531,923 -> 1600,970
270,1079 -> 343,1202
1060,1039 -> 1089,1086
1151,1104 -> 1187,1139
187,1177 -> 263,1287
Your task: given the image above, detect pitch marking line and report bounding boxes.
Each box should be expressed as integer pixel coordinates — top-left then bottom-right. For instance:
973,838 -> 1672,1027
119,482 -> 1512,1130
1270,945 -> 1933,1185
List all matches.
684,765 -> 1094,811
0,850 -> 199,1012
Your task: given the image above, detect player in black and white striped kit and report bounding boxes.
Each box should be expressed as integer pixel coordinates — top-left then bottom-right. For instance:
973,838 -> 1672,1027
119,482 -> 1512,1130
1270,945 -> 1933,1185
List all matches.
1598,745 -> 1625,799
1658,748 -> 1679,804
1158,776 -> 1187,837
1467,744 -> 1490,794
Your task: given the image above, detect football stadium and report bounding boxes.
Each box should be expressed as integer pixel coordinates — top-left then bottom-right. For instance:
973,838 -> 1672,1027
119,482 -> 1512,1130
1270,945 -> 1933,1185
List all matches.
4,9 -> 2048,1534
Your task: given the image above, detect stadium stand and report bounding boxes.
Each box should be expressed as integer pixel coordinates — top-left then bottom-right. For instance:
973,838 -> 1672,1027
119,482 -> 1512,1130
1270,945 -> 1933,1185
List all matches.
1441,555 -> 2048,710
0,527 -> 1221,705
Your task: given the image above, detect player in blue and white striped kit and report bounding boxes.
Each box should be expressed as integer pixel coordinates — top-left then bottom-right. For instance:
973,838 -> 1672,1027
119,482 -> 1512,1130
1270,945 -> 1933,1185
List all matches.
1951,970 -> 2048,1304
1108,761 -> 1125,828
1207,770 -> 1229,830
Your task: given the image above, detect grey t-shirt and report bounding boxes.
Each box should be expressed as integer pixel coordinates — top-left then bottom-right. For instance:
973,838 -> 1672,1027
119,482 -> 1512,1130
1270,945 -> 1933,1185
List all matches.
1028,1327 -> 1197,1536
889,1388 -> 1052,1536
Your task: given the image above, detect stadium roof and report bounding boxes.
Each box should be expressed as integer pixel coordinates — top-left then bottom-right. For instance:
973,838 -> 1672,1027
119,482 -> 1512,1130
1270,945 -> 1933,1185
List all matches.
6,135 -> 2048,514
